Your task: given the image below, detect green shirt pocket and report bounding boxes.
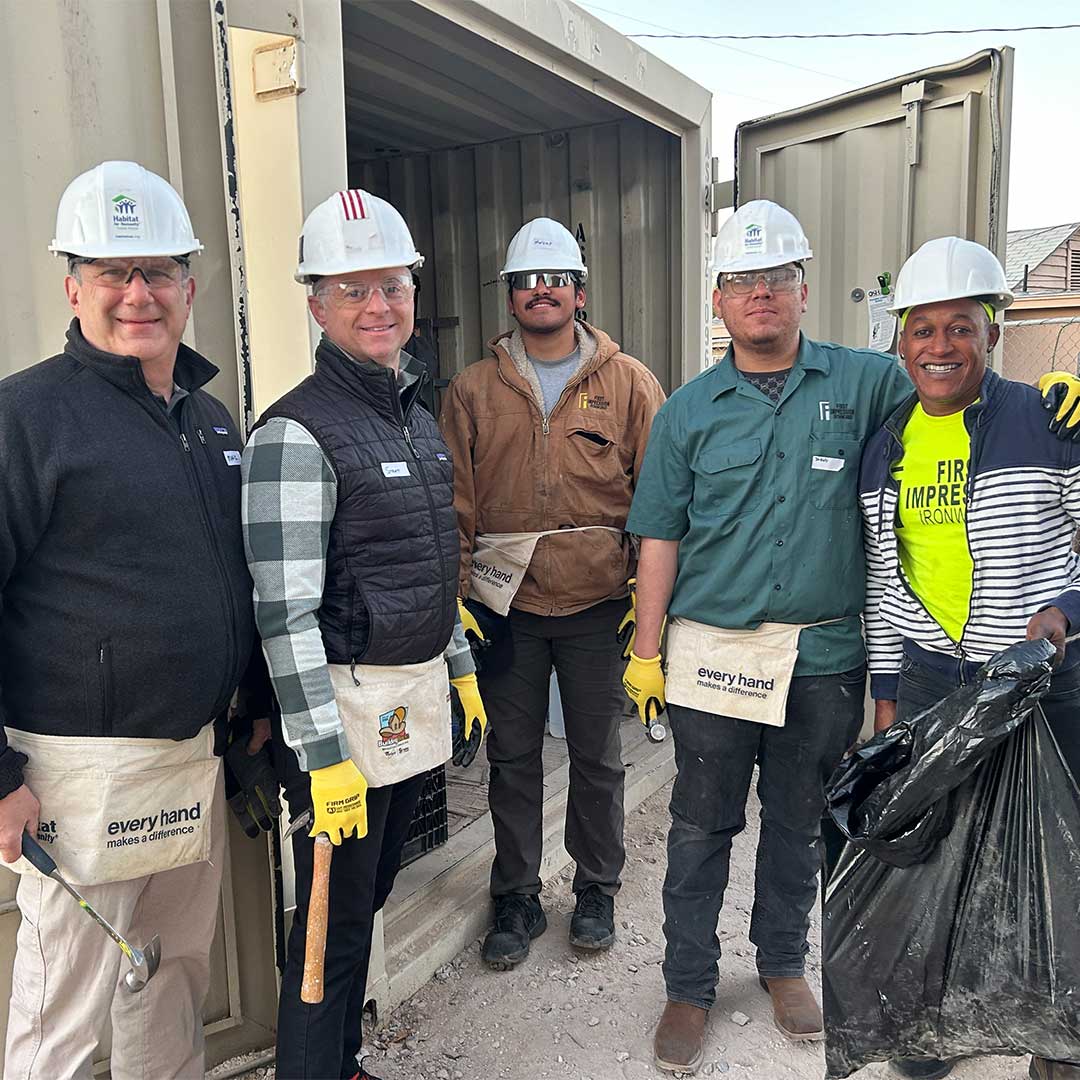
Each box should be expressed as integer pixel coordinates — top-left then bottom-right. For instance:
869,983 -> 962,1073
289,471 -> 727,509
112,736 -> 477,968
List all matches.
808,431 -> 860,510
692,436 -> 763,517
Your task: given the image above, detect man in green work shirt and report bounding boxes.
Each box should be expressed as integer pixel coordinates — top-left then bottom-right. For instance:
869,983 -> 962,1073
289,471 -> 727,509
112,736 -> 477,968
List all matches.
622,201 -> 912,1074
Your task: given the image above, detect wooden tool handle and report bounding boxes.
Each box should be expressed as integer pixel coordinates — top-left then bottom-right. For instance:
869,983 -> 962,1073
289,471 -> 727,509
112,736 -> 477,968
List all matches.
301,833 -> 332,1004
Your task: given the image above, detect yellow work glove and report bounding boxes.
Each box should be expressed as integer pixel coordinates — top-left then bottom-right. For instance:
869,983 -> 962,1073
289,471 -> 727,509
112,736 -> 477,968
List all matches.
458,597 -> 485,642
622,651 -> 666,728
616,579 -> 638,660
450,673 -> 488,743
308,759 -> 369,844
1039,372 -> 1080,440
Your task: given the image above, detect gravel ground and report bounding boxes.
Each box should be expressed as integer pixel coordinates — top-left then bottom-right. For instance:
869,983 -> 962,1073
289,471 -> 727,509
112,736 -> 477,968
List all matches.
222,779 -> 1030,1080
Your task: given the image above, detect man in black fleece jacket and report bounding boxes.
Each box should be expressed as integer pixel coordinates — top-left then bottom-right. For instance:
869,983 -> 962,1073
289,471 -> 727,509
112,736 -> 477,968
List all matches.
0,161 -> 271,1079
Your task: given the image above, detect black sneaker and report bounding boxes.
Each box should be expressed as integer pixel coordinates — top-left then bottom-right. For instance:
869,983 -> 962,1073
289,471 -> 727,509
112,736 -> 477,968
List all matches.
889,1059 -> 955,1080
569,884 -> 615,950
481,893 -> 546,970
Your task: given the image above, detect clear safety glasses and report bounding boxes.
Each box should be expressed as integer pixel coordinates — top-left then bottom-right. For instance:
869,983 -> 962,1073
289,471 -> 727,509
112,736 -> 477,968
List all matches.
721,266 -> 803,296
315,274 -> 416,309
77,258 -> 190,291
508,271 -> 579,291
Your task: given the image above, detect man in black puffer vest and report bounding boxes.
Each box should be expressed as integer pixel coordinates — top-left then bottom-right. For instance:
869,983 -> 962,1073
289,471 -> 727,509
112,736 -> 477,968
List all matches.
241,189 -> 488,1080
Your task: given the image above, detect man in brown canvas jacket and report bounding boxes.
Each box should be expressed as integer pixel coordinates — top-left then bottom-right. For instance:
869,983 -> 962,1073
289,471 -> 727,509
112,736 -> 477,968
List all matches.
440,217 -> 665,970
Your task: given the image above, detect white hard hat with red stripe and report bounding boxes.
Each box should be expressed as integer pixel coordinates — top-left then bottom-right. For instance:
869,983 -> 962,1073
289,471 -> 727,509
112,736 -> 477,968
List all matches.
295,189 -> 423,283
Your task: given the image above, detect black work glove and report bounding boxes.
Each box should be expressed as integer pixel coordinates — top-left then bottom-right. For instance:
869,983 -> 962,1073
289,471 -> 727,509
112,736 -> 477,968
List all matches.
1039,372 -> 1080,441
223,730 -> 282,838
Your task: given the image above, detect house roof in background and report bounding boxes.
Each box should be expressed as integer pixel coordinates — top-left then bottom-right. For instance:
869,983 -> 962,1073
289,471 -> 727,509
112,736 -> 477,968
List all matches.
1005,223 -> 1080,287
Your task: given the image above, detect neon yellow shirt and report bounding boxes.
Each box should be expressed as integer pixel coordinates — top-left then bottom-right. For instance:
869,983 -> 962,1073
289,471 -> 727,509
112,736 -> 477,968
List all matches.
892,403 -> 974,642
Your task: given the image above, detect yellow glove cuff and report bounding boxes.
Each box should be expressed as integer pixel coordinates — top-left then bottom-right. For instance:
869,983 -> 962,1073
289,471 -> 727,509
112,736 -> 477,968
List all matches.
457,598 -> 485,641
309,759 -> 369,844
451,673 -> 488,741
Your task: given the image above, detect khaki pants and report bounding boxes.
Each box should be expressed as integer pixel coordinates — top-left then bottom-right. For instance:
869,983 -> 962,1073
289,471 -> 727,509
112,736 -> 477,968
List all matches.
4,769 -> 226,1080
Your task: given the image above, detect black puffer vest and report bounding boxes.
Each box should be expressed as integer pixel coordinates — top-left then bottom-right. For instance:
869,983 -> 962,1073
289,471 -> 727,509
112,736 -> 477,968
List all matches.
257,338 -> 458,666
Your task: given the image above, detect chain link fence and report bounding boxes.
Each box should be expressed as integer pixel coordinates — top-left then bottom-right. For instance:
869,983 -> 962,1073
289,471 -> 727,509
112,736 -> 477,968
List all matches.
1001,317 -> 1080,386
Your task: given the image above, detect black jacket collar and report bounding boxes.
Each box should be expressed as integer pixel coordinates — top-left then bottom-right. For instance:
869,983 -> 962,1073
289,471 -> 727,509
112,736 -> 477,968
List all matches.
64,318 -> 218,396
314,334 -> 426,417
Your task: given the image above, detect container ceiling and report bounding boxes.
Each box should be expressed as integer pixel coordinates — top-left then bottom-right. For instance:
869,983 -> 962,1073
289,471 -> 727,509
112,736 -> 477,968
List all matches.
342,1 -> 626,161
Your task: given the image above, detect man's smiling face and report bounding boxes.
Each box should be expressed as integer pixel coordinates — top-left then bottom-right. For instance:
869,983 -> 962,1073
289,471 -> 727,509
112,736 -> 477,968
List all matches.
508,273 -> 584,336
900,298 -> 998,415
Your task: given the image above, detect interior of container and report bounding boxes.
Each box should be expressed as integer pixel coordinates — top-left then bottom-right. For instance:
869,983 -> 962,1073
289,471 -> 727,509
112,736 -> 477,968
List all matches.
340,0 -> 683,393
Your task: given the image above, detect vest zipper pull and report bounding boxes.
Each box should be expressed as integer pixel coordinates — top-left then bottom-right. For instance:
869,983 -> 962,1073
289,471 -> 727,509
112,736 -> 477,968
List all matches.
402,425 -> 420,460
350,659 -> 360,687
196,428 -> 207,445
180,433 -> 191,453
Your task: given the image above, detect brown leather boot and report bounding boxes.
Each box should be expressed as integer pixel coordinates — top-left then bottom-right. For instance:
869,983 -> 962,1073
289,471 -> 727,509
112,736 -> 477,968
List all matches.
653,1001 -> 708,1074
1031,1059 -> 1080,1079
758,975 -> 824,1042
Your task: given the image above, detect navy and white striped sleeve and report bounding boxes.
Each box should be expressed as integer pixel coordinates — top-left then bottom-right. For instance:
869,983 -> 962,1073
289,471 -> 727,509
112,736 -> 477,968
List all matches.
1048,455 -> 1080,629
860,484 -> 904,700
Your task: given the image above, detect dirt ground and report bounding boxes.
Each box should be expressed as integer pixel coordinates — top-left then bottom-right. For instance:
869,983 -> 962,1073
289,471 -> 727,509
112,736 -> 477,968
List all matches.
226,779 -> 1029,1080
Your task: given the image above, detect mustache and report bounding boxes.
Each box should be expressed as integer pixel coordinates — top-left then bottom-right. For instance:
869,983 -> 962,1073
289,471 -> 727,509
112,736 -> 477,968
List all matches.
525,296 -> 561,309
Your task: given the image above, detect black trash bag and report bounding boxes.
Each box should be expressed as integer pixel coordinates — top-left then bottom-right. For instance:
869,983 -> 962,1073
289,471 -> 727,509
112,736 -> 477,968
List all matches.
822,639 -> 1080,1078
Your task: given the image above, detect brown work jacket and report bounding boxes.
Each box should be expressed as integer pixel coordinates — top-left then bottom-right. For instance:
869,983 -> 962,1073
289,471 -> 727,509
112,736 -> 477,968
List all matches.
439,322 -> 666,616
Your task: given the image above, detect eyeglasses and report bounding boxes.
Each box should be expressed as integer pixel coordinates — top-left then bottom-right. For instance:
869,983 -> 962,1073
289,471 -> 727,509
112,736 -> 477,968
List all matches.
721,267 -> 802,296
78,258 -> 190,291
315,275 -> 416,308
508,271 -> 579,291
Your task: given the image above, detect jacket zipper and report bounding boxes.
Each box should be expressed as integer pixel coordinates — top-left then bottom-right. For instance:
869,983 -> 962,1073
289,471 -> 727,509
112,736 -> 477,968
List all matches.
954,409 -> 983,655
176,409 -> 240,709
495,356 -> 597,612
394,371 -> 450,629
98,641 -> 113,735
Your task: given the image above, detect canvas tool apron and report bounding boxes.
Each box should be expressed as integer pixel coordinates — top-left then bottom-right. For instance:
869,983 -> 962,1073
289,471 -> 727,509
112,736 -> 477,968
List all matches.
469,528 -> 624,615
3,723 -> 219,886
665,617 -> 839,727
329,653 -> 451,787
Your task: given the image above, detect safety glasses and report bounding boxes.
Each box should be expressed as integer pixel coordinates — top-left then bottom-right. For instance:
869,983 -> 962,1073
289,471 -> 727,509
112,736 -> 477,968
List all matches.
721,266 -> 802,296
509,271 -> 579,291
77,258 -> 190,291
315,274 -> 415,308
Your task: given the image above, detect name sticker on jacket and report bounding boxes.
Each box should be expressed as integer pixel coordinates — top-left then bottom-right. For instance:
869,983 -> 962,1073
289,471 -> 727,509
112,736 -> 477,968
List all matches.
223,450 -> 242,466
382,461 -> 410,478
811,455 -> 844,472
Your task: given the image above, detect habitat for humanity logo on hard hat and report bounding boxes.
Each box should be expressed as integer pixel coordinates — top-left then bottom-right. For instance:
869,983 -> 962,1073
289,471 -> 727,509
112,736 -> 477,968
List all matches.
111,192 -> 141,236
743,223 -> 764,254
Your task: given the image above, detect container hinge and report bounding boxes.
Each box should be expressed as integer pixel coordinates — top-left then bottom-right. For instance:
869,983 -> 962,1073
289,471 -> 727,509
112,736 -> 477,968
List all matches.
708,158 -> 733,237
252,36 -> 305,101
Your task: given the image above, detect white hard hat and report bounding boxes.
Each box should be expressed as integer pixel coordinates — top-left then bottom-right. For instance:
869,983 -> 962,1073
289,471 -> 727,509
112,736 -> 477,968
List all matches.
50,160 -> 202,259
713,199 -> 812,275
889,236 -> 1013,316
296,189 -> 423,284
501,218 -> 588,281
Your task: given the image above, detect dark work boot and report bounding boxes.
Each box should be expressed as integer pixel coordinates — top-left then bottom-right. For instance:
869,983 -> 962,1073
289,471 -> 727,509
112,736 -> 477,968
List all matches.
889,1058 -> 956,1079
569,884 -> 615,950
653,1001 -> 708,1074
481,893 -> 546,970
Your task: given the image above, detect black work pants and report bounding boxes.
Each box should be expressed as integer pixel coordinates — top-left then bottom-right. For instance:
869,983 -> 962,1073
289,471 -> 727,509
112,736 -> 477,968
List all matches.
274,746 -> 425,1080
480,599 -> 627,899
662,665 -> 866,1009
